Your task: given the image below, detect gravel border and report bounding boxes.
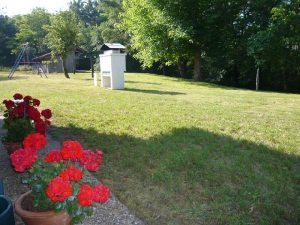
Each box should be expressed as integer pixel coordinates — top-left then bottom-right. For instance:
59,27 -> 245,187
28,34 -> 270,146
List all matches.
0,116 -> 145,225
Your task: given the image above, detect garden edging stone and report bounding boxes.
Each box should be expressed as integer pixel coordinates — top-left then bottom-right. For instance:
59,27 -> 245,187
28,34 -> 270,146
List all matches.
0,116 -> 145,225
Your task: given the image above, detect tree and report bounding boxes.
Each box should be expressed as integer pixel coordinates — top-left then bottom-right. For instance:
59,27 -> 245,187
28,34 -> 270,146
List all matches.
13,8 -> 51,57
69,0 -> 103,27
100,0 -> 129,43
121,0 -> 190,77
70,0 -> 129,76
0,14 -> 17,66
248,0 -> 300,91
122,0 -> 246,80
44,11 -> 82,78
70,0 -> 104,76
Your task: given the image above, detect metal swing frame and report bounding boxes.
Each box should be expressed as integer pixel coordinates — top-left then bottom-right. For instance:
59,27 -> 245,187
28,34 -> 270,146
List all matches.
8,42 -> 48,79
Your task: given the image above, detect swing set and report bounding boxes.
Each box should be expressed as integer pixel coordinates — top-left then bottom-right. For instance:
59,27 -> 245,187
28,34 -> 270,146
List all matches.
8,42 -> 48,79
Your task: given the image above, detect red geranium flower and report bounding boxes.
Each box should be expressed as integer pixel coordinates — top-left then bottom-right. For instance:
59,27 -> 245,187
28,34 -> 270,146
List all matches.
10,148 -> 38,172
32,98 -> 40,106
35,120 -> 46,135
41,109 -> 52,119
59,164 -> 83,181
23,96 -> 33,104
26,107 -> 41,121
23,133 -> 47,151
93,185 -> 110,204
13,93 -> 23,100
3,100 -> 14,110
77,184 -> 94,206
12,105 -> 25,118
79,150 -> 103,171
44,150 -> 62,163
61,140 -> 84,161
46,177 -> 72,202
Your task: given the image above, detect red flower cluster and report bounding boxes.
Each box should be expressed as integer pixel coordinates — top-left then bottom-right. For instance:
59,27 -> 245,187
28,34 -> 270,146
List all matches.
45,141 -> 103,172
46,177 -> 72,202
41,109 -> 52,119
2,93 -> 52,135
23,133 -> 47,150
59,165 -> 83,181
3,100 -> 14,110
79,150 -> 103,171
93,184 -> 110,204
10,136 -> 110,219
61,141 -> 84,161
13,93 -> 23,100
77,184 -> 110,206
10,148 -> 38,172
77,184 -> 94,206
10,134 -> 46,172
44,150 -> 62,163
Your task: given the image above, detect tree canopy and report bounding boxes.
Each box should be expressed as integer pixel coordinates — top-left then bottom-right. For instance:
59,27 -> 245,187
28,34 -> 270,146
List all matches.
44,11 -> 82,78
13,8 -> 51,57
0,0 -> 299,91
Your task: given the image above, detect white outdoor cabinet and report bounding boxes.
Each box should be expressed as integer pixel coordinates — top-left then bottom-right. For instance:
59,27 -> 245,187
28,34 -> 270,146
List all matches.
99,43 -> 126,90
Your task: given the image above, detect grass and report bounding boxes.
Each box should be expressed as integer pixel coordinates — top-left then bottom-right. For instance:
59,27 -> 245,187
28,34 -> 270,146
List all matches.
0,71 -> 299,225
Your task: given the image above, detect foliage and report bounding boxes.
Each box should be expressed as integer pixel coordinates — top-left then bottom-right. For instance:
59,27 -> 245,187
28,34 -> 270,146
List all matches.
69,0 -> 104,27
121,0 -> 300,91
248,0 -> 300,91
2,93 -> 52,142
121,0 -> 189,70
122,0 -> 246,80
44,11 -> 82,78
13,8 -> 51,57
70,0 -> 104,76
70,0 -> 129,75
0,14 -> 17,66
10,135 -> 110,224
99,0 -> 129,44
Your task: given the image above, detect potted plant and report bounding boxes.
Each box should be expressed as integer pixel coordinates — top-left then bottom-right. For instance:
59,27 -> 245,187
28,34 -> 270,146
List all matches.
0,177 -> 15,225
10,134 -> 110,225
2,93 -> 52,155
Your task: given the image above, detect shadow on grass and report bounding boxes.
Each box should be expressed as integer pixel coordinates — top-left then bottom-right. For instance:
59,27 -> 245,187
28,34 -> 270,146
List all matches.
49,125 -> 300,225
158,76 -> 242,91
0,75 -> 26,81
124,87 -> 186,96
125,80 -> 162,85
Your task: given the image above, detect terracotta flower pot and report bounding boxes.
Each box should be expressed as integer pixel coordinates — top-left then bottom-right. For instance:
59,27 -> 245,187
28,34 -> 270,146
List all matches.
2,142 -> 23,155
14,191 -> 71,225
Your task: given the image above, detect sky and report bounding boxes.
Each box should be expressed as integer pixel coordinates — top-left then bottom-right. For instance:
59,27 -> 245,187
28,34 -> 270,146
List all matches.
0,0 -> 70,16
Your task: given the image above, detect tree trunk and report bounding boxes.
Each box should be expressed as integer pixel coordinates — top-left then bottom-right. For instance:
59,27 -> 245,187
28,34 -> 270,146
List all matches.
91,59 -> 94,78
193,51 -> 202,80
256,67 -> 260,91
177,60 -> 188,78
90,57 -> 94,78
62,57 -> 70,79
233,64 -> 240,84
283,72 -> 288,91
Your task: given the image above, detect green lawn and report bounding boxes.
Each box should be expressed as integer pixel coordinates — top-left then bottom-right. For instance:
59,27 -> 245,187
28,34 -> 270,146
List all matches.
0,71 -> 299,225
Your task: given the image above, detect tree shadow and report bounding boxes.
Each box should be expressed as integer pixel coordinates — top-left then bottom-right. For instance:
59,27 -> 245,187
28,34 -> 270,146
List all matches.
49,124 -> 299,225
124,87 -> 186,95
125,80 -> 162,85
